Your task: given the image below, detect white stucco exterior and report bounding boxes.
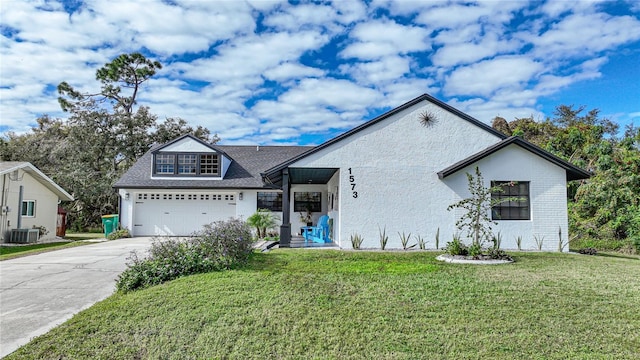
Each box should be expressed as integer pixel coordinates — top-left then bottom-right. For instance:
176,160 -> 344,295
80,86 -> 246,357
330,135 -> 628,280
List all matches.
116,95 -> 585,251
284,100 -> 571,251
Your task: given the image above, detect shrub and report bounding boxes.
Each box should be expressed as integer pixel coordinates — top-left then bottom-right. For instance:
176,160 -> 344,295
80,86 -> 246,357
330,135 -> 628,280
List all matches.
399,232 -> 415,250
468,242 -> 482,258
444,235 -> 468,256
116,219 -> 253,292
107,228 -> 130,240
32,225 -> 49,237
578,248 -> 598,256
486,247 -> 513,261
351,233 -> 364,250
246,209 -> 279,240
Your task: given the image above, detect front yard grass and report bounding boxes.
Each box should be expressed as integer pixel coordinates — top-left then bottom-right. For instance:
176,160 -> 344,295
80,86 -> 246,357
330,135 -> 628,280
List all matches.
0,241 -> 91,261
7,250 -> 640,359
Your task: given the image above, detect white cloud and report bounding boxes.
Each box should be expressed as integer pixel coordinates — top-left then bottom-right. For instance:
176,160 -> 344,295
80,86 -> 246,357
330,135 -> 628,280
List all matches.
1,0 -> 639,145
431,32 -> 521,67
525,12 -> 640,59
251,78 -> 383,137
448,97 -> 543,124
340,19 -> 431,60
416,1 -> 524,29
445,56 -> 545,97
263,3 -> 341,32
86,0 -> 256,55
172,31 -> 329,83
263,63 -> 325,82
340,56 -> 411,85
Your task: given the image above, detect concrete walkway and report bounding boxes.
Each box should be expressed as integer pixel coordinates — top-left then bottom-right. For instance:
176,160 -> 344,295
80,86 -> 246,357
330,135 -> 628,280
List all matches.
0,237 -> 154,358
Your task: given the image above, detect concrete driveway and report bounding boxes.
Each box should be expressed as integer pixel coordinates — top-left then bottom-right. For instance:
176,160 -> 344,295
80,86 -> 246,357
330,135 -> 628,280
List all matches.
0,237 -> 155,358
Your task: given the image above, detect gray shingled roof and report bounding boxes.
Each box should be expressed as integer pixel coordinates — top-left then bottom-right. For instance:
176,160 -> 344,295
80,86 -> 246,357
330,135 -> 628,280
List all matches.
113,145 -> 312,189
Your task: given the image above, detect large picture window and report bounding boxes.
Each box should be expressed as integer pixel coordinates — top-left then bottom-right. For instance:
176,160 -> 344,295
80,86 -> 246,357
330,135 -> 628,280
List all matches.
491,181 -> 530,220
294,192 -> 321,212
153,153 -> 220,176
22,200 -> 36,217
257,192 -> 283,212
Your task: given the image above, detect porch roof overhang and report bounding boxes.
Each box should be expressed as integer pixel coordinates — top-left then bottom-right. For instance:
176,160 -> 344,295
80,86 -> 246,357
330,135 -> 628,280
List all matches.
437,136 -> 592,181
262,167 -> 338,187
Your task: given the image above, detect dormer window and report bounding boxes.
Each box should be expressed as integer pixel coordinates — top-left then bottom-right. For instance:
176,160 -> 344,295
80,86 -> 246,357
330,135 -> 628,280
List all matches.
154,153 -> 220,177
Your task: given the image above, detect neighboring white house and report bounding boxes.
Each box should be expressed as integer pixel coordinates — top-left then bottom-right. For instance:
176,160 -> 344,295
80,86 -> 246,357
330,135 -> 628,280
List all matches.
115,94 -> 590,251
0,162 -> 74,242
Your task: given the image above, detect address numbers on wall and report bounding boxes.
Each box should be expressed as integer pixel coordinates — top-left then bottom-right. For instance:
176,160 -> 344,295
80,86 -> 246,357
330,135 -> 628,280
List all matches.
348,168 -> 358,198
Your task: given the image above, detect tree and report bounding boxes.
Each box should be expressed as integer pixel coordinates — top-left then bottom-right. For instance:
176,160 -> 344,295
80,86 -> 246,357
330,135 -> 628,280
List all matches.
492,105 -> 640,251
58,52 -> 162,114
2,52 -> 219,229
447,167 -> 517,247
151,117 -> 217,145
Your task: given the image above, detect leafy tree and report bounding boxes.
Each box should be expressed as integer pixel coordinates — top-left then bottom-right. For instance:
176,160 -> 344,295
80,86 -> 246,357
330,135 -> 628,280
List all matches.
492,105 -> 639,250
151,117 -> 217,145
2,52 -> 219,229
447,167 -> 517,247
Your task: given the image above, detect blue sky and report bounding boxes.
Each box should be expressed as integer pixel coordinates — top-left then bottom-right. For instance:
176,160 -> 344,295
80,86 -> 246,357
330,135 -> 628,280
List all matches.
1,0 -> 639,145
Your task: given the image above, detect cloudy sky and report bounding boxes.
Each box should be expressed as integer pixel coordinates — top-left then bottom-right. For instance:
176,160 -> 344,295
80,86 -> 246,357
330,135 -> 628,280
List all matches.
1,0 -> 639,145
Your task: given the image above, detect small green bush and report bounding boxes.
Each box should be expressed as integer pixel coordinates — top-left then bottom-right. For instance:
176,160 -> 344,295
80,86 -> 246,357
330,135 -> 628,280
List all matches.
116,219 -> 253,292
468,242 -> 482,258
351,233 -> 364,250
107,228 -> 130,240
444,235 -> 468,256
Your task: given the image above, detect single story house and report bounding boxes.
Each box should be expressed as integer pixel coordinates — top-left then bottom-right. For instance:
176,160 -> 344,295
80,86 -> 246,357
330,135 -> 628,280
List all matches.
0,162 -> 74,242
114,94 -> 590,251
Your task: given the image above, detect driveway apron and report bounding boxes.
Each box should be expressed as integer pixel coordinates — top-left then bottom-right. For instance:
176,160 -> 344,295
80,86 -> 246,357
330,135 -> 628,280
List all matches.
0,237 -> 154,358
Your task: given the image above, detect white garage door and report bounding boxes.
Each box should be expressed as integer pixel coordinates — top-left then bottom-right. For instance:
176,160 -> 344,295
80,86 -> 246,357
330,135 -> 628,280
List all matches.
132,192 -> 237,236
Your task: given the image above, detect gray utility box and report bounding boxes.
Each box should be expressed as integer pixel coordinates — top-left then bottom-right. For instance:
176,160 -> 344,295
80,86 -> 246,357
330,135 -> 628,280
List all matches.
10,229 -> 40,243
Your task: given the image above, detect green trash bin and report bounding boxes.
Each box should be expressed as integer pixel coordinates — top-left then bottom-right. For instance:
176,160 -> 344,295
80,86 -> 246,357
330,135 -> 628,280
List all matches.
101,214 -> 119,237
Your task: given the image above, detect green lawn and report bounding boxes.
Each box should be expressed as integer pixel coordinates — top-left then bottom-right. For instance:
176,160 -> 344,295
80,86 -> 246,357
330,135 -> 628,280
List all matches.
7,250 -> 640,359
0,241 -> 91,260
64,232 -> 106,241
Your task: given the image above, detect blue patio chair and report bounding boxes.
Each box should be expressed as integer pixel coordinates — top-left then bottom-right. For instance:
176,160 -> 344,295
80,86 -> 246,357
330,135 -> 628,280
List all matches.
302,215 -> 330,243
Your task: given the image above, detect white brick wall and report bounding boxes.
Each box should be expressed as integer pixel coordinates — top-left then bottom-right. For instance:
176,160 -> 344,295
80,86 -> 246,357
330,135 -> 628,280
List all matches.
287,100 -> 570,251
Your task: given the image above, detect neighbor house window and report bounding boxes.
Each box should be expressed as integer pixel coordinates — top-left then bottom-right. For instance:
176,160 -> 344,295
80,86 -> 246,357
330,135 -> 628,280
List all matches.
21,200 -> 35,217
491,181 -> 530,220
294,192 -> 321,212
257,192 -> 283,212
153,153 -> 220,176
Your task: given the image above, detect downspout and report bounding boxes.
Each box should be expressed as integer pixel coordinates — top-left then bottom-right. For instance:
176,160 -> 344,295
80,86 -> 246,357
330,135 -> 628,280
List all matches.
279,169 -> 291,247
0,174 -> 6,240
17,185 -> 23,229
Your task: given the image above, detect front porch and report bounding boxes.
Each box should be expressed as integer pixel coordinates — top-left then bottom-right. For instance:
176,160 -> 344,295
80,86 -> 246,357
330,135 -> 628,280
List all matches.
263,167 -> 341,248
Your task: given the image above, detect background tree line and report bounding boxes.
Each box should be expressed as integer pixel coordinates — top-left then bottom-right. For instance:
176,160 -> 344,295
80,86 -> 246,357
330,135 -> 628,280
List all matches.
0,53 -> 217,230
492,107 -> 640,251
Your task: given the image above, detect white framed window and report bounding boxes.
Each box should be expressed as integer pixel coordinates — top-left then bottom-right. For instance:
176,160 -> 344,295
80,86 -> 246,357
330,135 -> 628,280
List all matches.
22,200 -> 36,217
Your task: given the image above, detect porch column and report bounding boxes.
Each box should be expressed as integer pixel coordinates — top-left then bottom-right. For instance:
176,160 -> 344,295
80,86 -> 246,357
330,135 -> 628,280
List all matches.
279,168 -> 291,247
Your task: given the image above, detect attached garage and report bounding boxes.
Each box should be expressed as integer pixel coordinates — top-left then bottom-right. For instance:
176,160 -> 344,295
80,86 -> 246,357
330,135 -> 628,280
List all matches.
132,192 -> 237,236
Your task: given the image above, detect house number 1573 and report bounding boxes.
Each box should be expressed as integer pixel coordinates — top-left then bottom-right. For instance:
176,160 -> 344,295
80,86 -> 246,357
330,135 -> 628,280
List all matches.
348,168 -> 358,198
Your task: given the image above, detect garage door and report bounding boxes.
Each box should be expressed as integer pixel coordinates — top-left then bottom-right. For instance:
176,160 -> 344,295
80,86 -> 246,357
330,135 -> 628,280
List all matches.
132,192 -> 237,236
